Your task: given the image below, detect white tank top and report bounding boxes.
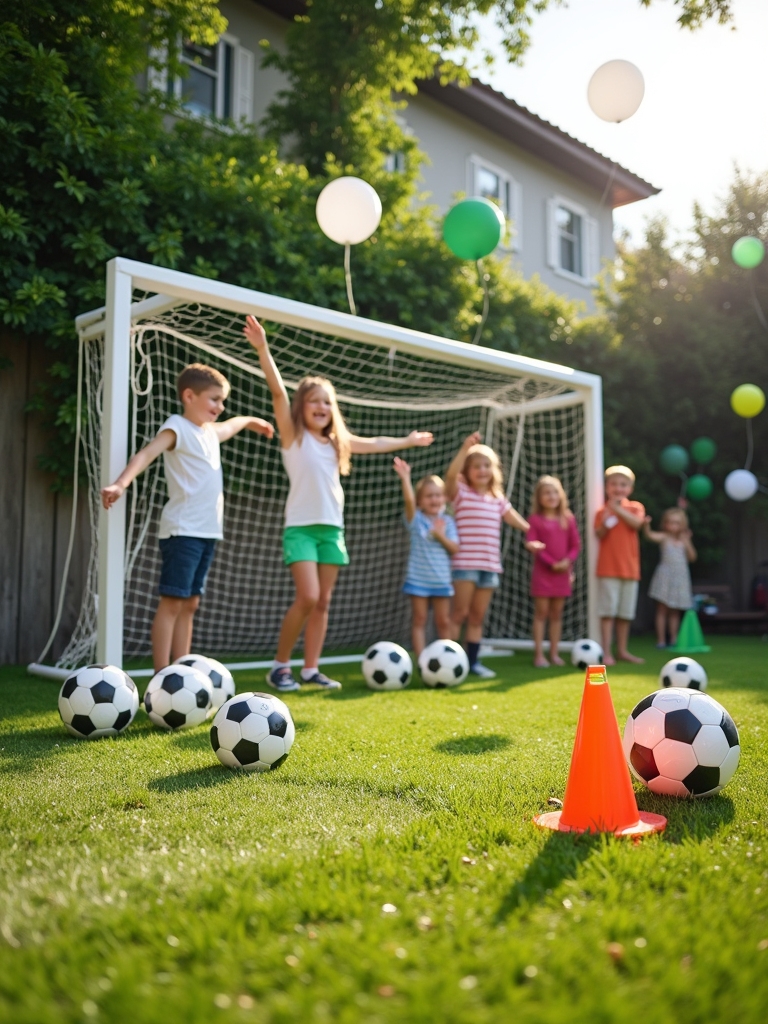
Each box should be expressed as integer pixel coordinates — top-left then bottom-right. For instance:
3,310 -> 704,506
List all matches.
281,432 -> 344,528
157,414 -> 224,539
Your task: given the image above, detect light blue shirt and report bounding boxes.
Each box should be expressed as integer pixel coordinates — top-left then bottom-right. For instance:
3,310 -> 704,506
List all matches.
404,510 -> 458,589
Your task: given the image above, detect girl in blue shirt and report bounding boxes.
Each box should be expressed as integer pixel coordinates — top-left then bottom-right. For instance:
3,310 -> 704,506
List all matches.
393,457 -> 460,658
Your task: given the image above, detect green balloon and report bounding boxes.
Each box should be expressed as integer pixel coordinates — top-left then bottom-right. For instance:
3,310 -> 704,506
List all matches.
690,436 -> 717,464
660,444 -> 689,475
443,198 -> 505,261
731,235 -> 765,270
686,474 -> 713,501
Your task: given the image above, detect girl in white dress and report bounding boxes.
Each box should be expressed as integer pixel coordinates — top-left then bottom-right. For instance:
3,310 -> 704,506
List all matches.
644,507 -> 697,648
244,315 -> 434,692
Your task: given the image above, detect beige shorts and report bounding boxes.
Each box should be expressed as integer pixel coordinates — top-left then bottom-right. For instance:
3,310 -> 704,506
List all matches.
597,577 -> 639,620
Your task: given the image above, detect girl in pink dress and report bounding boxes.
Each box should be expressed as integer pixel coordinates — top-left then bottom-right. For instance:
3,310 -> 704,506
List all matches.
525,476 -> 581,667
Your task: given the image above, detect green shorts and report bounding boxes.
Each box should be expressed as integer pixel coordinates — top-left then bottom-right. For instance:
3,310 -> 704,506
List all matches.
282,525 -> 349,566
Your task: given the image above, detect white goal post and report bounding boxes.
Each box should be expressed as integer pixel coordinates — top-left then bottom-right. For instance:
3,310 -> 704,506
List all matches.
29,256 -> 603,679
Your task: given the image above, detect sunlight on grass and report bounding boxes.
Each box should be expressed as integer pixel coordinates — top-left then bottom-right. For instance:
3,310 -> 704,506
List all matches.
1,637 -> 767,1021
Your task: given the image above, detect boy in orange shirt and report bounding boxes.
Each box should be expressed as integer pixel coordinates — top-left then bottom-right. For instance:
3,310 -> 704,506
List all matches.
594,465 -> 645,665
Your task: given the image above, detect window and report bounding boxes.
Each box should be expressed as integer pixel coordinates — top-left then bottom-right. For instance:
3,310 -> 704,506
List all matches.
384,151 -> 406,174
547,196 -> 600,284
148,36 -> 254,123
467,155 -> 522,251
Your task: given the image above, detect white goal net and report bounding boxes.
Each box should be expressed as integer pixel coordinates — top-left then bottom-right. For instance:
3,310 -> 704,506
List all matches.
51,260 -> 601,672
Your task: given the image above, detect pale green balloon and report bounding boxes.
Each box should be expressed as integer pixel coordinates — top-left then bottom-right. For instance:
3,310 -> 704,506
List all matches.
731,236 -> 765,270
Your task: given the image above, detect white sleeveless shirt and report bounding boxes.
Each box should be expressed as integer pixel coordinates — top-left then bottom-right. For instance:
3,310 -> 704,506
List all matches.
281,432 -> 344,528
157,414 -> 224,539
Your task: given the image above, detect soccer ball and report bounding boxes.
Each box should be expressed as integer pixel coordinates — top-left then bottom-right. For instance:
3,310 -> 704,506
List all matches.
174,653 -> 235,713
571,639 -> 604,670
144,664 -> 213,730
659,656 -> 708,691
210,691 -> 295,771
58,665 -> 139,739
362,642 -> 412,690
623,688 -> 740,797
418,640 -> 469,688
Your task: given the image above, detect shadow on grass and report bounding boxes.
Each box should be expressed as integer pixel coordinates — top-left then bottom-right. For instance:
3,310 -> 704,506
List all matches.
639,792 -> 735,842
434,734 -> 512,756
496,831 -> 602,920
148,765 -> 237,792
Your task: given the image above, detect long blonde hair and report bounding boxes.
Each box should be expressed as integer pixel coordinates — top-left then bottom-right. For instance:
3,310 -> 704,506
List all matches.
530,475 -> 573,527
290,376 -> 352,476
463,444 -> 504,498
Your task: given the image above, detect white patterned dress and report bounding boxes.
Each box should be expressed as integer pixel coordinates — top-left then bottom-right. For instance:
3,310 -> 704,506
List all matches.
648,537 -> 692,610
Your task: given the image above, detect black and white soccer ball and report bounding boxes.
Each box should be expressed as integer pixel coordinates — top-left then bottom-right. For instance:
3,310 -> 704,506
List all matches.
144,664 -> 213,731
571,639 -> 604,670
418,640 -> 469,688
623,688 -> 740,798
362,642 -> 413,690
58,664 -> 139,739
210,691 -> 295,771
659,656 -> 708,692
174,653 -> 235,713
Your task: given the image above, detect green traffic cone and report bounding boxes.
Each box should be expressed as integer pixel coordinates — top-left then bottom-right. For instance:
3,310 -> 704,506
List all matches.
671,608 -> 711,654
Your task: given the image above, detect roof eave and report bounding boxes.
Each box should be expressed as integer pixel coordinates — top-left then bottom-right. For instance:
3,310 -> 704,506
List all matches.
416,78 -> 659,208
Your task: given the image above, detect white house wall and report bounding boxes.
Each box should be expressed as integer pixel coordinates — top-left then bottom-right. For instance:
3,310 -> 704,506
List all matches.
220,0 -> 288,126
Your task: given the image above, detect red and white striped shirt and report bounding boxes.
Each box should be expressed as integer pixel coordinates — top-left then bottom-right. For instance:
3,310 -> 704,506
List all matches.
451,479 -> 512,573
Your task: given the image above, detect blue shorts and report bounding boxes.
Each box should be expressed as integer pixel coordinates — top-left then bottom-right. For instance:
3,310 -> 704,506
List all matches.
452,568 -> 500,590
403,582 -> 454,598
159,537 -> 217,598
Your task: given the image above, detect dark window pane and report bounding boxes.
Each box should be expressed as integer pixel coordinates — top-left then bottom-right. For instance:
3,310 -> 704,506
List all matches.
222,43 -> 234,119
182,40 -> 217,71
181,65 -> 216,117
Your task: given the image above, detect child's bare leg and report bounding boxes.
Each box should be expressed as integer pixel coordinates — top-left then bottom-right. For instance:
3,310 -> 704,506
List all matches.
151,596 -> 184,672
548,597 -> 565,664
303,563 -> 340,669
410,596 -> 429,657
170,595 -> 201,663
668,609 -> 681,646
615,619 -> 644,663
450,580 -> 475,642
655,602 -> 668,646
466,587 -> 494,645
600,617 -> 615,665
532,597 -> 550,666
432,597 -> 452,641
276,561 -> 320,663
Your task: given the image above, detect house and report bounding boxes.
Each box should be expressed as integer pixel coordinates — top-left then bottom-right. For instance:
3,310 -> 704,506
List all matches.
147,0 -> 659,308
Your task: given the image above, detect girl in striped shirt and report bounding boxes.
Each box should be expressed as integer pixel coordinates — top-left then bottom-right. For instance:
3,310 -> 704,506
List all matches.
446,432 -> 531,678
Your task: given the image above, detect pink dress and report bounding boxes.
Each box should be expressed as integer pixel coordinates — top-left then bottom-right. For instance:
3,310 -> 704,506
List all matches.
527,513 -> 581,598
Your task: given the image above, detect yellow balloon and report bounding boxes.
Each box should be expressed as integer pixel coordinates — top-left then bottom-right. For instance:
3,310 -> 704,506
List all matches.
730,384 -> 766,419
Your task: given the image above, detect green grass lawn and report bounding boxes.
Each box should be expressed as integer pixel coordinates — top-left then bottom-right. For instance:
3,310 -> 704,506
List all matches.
1,636 -> 767,1023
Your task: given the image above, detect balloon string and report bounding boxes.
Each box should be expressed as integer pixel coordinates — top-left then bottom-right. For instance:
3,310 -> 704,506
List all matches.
745,419 -> 754,471
472,260 -> 490,345
748,271 -> 768,332
344,242 -> 356,317
598,159 -> 618,213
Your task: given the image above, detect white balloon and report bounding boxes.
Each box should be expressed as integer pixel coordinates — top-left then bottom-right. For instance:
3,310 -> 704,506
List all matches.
724,469 -> 759,502
587,60 -> 645,123
315,176 -> 382,246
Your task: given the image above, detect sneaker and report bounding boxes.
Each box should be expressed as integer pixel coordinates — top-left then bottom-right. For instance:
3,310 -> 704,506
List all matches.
469,662 -> 496,679
266,666 -> 301,692
303,671 -> 342,690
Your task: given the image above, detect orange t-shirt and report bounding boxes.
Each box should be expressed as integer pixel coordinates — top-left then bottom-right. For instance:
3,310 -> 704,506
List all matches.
594,500 -> 645,580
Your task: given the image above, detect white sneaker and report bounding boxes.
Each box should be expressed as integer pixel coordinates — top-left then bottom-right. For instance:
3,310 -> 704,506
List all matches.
469,662 -> 496,679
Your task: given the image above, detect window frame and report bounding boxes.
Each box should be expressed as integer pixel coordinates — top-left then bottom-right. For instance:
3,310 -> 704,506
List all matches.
548,194 -> 599,286
467,154 -> 522,253
149,32 -> 252,124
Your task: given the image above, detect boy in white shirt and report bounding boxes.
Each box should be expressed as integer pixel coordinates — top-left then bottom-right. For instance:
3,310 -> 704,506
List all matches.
101,363 -> 273,671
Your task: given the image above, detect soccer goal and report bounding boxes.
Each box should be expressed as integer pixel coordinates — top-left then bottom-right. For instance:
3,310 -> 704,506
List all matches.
29,257 -> 603,680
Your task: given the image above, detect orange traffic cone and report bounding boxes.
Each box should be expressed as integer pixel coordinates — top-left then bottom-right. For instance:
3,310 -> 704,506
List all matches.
534,665 -> 666,837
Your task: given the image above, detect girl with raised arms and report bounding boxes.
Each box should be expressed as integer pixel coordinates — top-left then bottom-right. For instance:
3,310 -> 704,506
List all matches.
244,315 -> 434,692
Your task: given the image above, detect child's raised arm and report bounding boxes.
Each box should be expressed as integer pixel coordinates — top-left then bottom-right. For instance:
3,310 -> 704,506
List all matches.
445,431 -> 481,500
349,430 -> 433,455
100,429 -> 176,509
503,505 -> 529,533
642,516 -> 665,544
393,457 -> 416,522
683,529 -> 697,563
244,316 -> 294,447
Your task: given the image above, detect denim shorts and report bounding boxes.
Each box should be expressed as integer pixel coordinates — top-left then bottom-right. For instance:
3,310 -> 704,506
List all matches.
403,582 -> 454,598
452,568 -> 500,590
159,536 -> 217,598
